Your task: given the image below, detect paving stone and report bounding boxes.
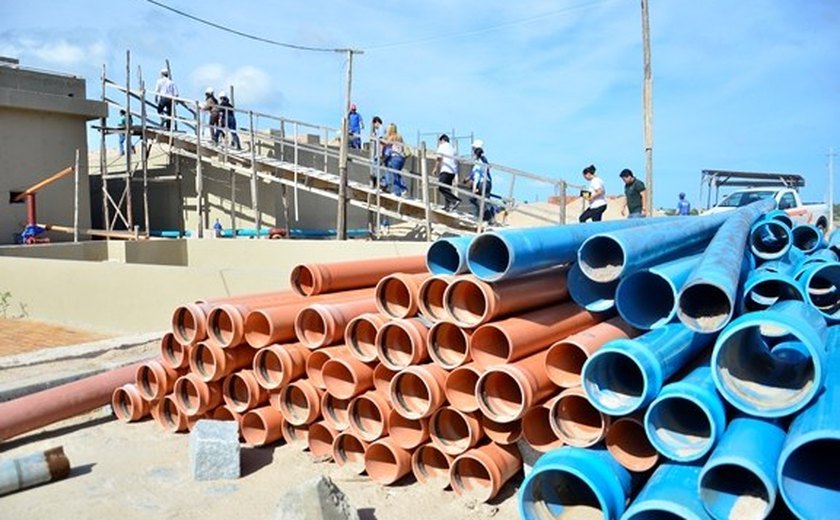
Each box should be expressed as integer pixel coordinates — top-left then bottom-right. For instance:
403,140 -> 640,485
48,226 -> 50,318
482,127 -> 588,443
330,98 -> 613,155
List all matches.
274,476 -> 358,520
189,419 -> 240,481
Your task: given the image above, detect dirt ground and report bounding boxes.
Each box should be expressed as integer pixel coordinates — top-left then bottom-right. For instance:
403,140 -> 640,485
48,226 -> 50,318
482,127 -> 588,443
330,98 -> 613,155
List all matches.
0,342 -> 521,520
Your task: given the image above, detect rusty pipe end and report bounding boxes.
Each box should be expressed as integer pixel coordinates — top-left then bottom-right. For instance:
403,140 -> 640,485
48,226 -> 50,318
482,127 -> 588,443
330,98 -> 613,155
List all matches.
428,320 -> 472,370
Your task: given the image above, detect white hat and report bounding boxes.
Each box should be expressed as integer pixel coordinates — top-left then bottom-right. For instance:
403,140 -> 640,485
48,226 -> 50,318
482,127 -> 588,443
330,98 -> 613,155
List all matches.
219,91 -> 227,99
472,139 -> 484,149
160,68 -> 169,76
205,87 -> 214,95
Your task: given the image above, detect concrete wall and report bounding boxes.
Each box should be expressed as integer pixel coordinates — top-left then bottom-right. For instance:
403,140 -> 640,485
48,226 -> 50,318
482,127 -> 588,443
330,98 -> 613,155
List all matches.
0,239 -> 428,333
0,63 -> 106,245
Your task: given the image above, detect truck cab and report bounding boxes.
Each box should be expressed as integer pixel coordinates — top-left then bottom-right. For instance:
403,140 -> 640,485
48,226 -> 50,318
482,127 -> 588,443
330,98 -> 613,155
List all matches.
704,187 -> 829,230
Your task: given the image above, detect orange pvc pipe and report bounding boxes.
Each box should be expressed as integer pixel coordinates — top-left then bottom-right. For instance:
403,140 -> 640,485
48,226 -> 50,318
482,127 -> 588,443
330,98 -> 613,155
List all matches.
111,384 -> 150,423
205,303 -> 251,349
159,332 -> 191,370
321,392 -> 351,431
295,298 -> 379,349
429,406 -> 484,456
476,350 -> 556,423
241,405 -> 285,446
412,442 -> 455,489
375,272 -> 431,319
290,255 -> 427,296
389,363 -> 448,420
521,396 -> 564,453
189,342 -> 255,383
345,313 -> 390,362
549,386 -> 610,448
348,390 -> 391,442
252,343 -> 311,390
170,302 -> 212,345
281,420 -> 309,450
606,415 -> 659,472
428,320 -> 472,369
0,361 -> 145,441
212,403 -> 244,431
364,436 -> 414,485
373,363 -> 398,395
450,442 -> 522,502
470,302 -> 604,369
154,394 -> 189,433
332,430 -> 369,474
444,267 -> 569,328
322,356 -> 375,400
387,408 -> 430,450
135,359 -> 180,401
305,345 -> 351,390
417,274 -> 453,322
444,363 -> 484,414
544,317 -> 638,388
276,378 -> 323,426
172,373 -> 223,417
480,415 -> 522,445
375,318 -> 430,370
222,369 -> 269,413
307,421 -> 339,460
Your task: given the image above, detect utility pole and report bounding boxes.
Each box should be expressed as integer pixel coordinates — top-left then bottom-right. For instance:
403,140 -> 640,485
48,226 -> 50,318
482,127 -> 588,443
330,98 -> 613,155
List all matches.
336,48 -> 363,240
830,147 -> 836,233
641,0 -> 654,215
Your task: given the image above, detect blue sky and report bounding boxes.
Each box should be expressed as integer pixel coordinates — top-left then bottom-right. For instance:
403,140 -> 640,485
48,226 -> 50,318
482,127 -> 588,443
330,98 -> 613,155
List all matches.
2,0 -> 838,208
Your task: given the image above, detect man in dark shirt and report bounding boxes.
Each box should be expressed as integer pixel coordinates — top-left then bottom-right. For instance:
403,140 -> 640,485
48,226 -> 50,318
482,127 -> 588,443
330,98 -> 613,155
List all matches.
620,168 -> 647,218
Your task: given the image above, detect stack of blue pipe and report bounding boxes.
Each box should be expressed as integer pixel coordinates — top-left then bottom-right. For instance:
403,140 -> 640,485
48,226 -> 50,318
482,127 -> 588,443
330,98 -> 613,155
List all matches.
427,201 -> 839,519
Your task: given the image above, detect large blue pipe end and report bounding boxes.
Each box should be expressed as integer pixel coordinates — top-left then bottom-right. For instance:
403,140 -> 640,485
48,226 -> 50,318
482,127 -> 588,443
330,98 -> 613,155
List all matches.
568,263 -> 618,313
578,235 -> 626,283
792,224 -> 825,254
800,262 -> 840,322
750,220 -> 792,260
581,340 -> 661,415
741,270 -> 804,313
426,236 -> 470,275
624,463 -> 710,520
616,270 -> 678,330
778,434 -> 840,520
677,281 -> 733,334
466,233 -> 512,282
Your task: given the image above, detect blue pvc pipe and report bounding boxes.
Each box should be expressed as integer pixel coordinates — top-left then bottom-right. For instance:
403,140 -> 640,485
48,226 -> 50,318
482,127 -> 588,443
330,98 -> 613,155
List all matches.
711,300 -> 828,417
677,199 -> 776,333
798,261 -> 840,322
623,463 -> 711,520
777,326 -> 840,520
577,213 -> 727,282
582,323 -> 714,415
616,254 -> 702,330
567,262 -> 618,313
791,223 -> 825,254
467,218 -> 673,282
288,228 -> 368,238
698,417 -> 786,520
149,229 -> 192,238
761,209 -> 794,230
749,218 -> 792,260
740,269 -> 805,313
519,447 -> 632,520
426,236 -> 473,275
644,366 -> 727,462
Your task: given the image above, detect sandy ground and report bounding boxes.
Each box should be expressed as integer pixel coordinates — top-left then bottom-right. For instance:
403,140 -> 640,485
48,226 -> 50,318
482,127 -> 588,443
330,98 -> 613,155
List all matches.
0,343 -> 520,520
0,318 -> 111,356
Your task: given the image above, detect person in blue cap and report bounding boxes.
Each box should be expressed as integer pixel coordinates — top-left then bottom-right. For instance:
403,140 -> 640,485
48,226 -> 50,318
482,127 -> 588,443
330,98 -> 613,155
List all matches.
677,192 -> 691,216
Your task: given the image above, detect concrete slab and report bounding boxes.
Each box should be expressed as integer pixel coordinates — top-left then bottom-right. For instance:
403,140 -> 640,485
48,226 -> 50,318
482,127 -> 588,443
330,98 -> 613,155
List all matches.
274,476 -> 358,520
189,420 -> 240,481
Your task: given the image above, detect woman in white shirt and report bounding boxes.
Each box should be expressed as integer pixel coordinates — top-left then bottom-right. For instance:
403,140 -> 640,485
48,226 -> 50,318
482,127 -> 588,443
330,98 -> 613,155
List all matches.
579,164 -> 607,222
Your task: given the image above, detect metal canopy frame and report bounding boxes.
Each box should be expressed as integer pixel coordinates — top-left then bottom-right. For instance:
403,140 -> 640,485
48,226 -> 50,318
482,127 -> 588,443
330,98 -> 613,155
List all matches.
699,169 -> 805,209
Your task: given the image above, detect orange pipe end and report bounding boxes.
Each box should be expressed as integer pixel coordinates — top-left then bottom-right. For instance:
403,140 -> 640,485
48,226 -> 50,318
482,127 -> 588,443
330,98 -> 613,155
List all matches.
429,406 -> 484,456
135,359 -> 179,401
348,390 -> 391,442
375,272 -> 430,319
171,302 -> 210,345
332,430 -> 369,474
321,392 -> 351,431
428,320 -> 472,369
450,442 -> 522,503
444,363 -> 483,414
277,379 -> 323,426
480,415 -> 522,445
290,255 -> 427,297
307,421 -> 339,460
206,303 -> 248,348
222,369 -> 268,413
387,408 -> 430,450
521,397 -> 564,453
281,420 -> 309,450
295,299 -> 379,349
305,345 -> 351,389
417,274 -> 453,323
443,275 -> 496,328
372,363 -> 398,395
364,436 -> 413,485
345,313 -> 390,363
390,364 -> 448,420
252,343 -> 310,390
322,356 -> 375,400
189,342 -> 255,383
172,373 -> 223,417
412,442 -> 454,489
211,404 -> 244,435
111,384 -> 150,422
241,405 -> 285,446
606,415 -> 659,472
476,350 -> 555,423
549,386 -> 610,448
160,332 -> 191,370
375,318 -> 430,370
154,394 -> 190,433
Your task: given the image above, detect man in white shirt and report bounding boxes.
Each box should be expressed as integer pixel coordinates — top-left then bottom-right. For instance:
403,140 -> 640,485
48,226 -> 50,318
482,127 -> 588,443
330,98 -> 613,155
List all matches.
434,134 -> 460,211
154,69 -> 179,130
579,164 -> 608,222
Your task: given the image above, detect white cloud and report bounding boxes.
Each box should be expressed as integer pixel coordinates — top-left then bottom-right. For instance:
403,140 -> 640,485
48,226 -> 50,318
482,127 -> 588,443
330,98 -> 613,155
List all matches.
189,63 -> 274,105
0,34 -> 107,68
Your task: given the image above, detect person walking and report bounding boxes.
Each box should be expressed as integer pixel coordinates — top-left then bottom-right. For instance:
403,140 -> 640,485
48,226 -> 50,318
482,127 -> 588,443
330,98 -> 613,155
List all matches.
620,168 -> 647,218
117,109 -> 135,156
579,164 -> 607,222
201,88 -> 221,144
677,192 -> 691,216
370,116 -> 384,188
468,140 -> 494,222
348,104 -> 364,149
218,92 -> 241,150
434,134 -> 460,211
154,68 -> 179,129
382,123 -> 408,197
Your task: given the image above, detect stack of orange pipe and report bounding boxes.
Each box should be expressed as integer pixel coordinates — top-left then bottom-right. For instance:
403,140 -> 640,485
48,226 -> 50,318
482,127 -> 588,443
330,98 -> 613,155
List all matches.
114,253 -> 648,503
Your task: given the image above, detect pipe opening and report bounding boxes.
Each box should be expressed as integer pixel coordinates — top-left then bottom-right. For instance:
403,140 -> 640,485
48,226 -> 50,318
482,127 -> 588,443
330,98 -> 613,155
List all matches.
792,226 -> 821,252
212,406 -> 236,422
470,326 -> 511,366
617,271 -> 675,329
751,221 -> 791,258
678,283 -> 732,332
579,236 -> 625,282
805,264 -> 840,319
350,396 -> 384,438
780,439 -> 840,519
414,445 -> 451,486
322,360 -> 357,399
225,374 -> 251,409
446,280 -> 488,326
445,367 -> 480,412
427,240 -> 462,275
244,311 -> 272,348
291,265 -> 316,296
254,349 -> 283,388
430,408 -> 471,452
389,413 -> 425,448
208,308 -> 235,347
393,371 -> 431,417
606,419 -> 658,472
568,264 -> 619,312
451,456 -> 493,500
481,416 -> 521,444
429,322 -> 470,368
161,397 -> 183,431
467,234 -> 511,281
769,213 -> 794,229
419,277 -> 450,321
334,433 -> 366,472
552,394 -> 606,447
112,388 -> 133,421
584,352 -> 645,414
173,306 -> 198,344
715,326 -> 816,412
521,407 -> 560,451
380,278 -> 412,318
192,344 -> 217,380
283,384 -> 313,423
373,364 -> 397,395
322,394 -> 350,429
282,419 -> 307,444
241,412 -> 268,445
137,365 -> 158,399
365,443 -> 401,483
305,351 -> 332,388
478,371 -> 524,422
297,308 -> 327,347
700,464 -> 771,519
347,316 -> 379,361
646,396 -> 712,459
745,278 -> 804,312
545,342 -> 589,388
307,423 -> 335,457
379,324 -> 416,369
521,469 -> 603,519
161,333 -> 186,368
176,378 -> 201,415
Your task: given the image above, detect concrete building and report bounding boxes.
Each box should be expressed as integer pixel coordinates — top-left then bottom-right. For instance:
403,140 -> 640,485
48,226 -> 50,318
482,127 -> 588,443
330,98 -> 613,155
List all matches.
0,57 -> 106,244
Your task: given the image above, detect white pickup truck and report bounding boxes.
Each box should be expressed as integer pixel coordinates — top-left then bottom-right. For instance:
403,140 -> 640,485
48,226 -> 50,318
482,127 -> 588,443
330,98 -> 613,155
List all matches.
703,188 -> 829,230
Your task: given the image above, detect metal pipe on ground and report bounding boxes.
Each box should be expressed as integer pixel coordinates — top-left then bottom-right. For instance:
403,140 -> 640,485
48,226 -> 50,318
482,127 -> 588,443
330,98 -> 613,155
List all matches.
344,313 -> 390,363
374,273 -> 430,319
0,446 -> 71,497
623,463 -> 710,520
582,323 -> 714,415
290,255 -> 427,296
677,199 -> 776,333
0,360 -> 145,441
417,274 -> 453,323
711,300 -> 827,417
426,235 -> 473,275
449,442 -> 522,503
